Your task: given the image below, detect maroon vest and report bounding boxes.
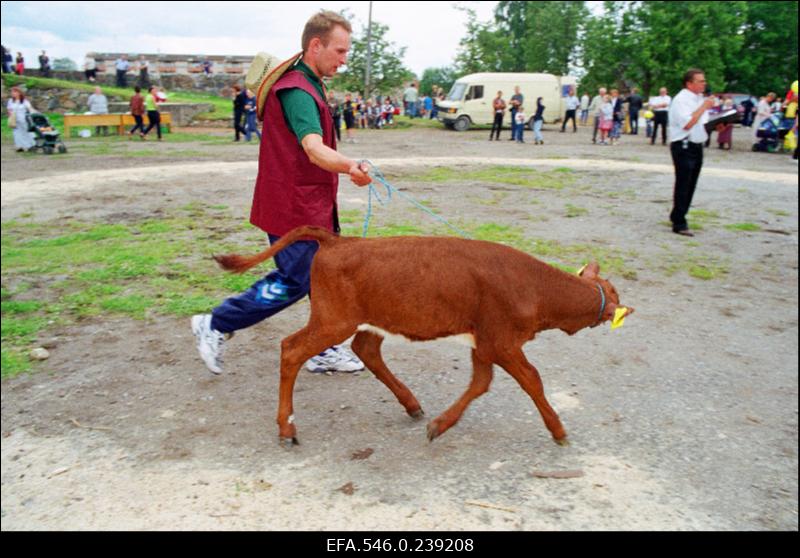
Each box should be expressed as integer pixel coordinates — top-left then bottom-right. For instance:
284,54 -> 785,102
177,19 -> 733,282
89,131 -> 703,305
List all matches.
249,70 -> 339,237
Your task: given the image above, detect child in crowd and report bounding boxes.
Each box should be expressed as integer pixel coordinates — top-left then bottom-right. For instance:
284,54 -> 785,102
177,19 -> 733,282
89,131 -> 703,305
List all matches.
643,110 -> 654,138
514,106 -> 526,143
598,95 -> 614,145
381,98 -> 394,127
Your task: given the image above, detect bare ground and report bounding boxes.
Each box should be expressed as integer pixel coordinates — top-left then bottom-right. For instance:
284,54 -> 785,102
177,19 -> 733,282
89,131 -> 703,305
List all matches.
1,123 -> 797,530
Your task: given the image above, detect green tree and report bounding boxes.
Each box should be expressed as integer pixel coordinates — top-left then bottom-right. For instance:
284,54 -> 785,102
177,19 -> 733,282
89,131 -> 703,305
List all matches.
514,1 -> 589,74
331,20 -> 415,97
52,57 -> 77,71
578,1 -> 630,93
580,1 -> 749,97
419,66 -> 457,96
453,6 -> 506,74
731,1 -> 798,95
455,2 -> 588,75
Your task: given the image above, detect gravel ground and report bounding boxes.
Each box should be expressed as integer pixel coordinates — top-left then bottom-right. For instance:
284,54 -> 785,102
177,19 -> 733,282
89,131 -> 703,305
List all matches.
1,122 -> 797,531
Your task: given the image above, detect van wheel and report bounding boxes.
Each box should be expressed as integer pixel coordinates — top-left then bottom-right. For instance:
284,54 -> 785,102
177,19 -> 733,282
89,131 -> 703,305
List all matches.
453,116 -> 471,132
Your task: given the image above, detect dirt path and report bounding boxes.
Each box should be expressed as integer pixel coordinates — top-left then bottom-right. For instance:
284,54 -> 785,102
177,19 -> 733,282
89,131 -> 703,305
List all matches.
3,157 -> 796,206
2,127 -> 797,530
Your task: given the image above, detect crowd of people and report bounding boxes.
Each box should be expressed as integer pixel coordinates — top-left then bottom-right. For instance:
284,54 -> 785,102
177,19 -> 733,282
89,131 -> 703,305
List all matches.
479,81 -> 798,156
1,45 -> 51,76
229,80 -> 449,144
4,40 -> 796,160
577,84 -> 797,153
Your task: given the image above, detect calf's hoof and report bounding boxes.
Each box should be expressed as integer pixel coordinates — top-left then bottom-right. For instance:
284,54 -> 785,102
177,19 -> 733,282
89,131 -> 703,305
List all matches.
279,436 -> 299,449
409,408 -> 425,420
554,436 -> 570,447
426,420 -> 442,442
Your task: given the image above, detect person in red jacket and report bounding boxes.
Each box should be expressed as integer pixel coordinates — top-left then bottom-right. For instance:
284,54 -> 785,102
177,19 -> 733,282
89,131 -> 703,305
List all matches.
192,10 -> 372,375
127,86 -> 146,137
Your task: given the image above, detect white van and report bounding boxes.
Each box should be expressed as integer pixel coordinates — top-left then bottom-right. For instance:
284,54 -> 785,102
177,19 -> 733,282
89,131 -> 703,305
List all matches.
437,72 -> 577,131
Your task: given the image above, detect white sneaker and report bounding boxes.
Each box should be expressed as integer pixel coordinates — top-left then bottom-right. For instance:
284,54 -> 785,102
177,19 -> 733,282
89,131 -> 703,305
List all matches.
191,314 -> 230,375
306,344 -> 365,373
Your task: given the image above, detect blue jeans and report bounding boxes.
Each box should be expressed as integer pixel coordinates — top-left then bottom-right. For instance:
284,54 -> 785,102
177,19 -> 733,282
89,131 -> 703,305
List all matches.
533,119 -> 543,142
245,111 -> 260,141
509,109 -> 517,139
210,234 -> 319,334
513,122 -> 525,142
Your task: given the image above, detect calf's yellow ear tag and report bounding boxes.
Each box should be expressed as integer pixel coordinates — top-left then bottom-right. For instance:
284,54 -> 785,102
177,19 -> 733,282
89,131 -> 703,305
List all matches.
577,264 -> 588,276
611,307 -> 628,330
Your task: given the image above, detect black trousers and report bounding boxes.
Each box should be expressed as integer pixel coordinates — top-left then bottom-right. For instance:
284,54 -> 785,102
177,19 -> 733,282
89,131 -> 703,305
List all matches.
116,70 -> 127,87
652,111 -> 668,144
669,140 -> 703,232
143,110 -> 161,139
629,110 -> 639,134
129,114 -> 145,135
233,109 -> 244,140
490,113 -> 504,139
561,109 -> 577,131
333,116 -> 341,141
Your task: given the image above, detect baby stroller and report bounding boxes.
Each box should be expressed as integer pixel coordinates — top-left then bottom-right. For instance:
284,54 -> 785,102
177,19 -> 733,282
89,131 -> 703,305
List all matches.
27,113 -> 67,154
752,113 -> 791,152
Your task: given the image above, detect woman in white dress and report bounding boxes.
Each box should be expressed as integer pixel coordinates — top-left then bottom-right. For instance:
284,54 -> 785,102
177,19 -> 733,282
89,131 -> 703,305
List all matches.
6,86 -> 36,152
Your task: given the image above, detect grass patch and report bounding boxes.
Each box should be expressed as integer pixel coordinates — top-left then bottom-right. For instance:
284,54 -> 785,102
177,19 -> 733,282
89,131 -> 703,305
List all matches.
685,208 -> 723,231
1,205 -> 272,375
389,115 -> 445,129
767,209 -> 791,217
565,204 -> 589,218
1,349 -> 31,378
724,222 -> 761,232
408,166 -> 574,190
3,74 -> 231,118
656,248 -> 730,281
471,191 -> 510,206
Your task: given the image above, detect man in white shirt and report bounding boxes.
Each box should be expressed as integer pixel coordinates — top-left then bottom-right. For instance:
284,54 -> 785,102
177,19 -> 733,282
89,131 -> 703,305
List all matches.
561,87 -> 580,132
649,87 -> 671,145
667,69 -> 717,237
403,81 -> 419,118
579,92 -> 590,125
589,86 -> 607,143
115,54 -> 130,88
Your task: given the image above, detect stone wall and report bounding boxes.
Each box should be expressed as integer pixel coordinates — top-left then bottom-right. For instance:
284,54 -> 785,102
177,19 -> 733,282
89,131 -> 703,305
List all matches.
2,77 -> 216,125
42,70 -> 244,97
1,79 -> 126,113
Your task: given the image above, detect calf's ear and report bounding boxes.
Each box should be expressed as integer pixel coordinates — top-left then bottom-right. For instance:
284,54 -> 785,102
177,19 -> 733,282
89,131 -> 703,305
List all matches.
579,261 -> 600,279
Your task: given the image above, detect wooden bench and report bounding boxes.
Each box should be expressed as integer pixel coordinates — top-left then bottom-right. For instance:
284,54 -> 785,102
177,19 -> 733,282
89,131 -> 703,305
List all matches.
64,113 -> 172,137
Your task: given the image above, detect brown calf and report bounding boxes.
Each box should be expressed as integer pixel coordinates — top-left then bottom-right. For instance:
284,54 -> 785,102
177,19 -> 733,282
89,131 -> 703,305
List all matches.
215,226 -> 633,447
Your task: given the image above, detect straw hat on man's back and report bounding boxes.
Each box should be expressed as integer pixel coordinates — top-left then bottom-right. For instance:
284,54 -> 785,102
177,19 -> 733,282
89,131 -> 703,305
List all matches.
245,51 -> 303,121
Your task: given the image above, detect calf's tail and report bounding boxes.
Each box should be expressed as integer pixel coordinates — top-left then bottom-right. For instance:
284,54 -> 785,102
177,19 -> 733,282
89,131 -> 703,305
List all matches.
213,226 -> 336,274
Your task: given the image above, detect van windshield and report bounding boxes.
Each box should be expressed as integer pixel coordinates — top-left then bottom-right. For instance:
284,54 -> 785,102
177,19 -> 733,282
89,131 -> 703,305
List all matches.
447,82 -> 467,101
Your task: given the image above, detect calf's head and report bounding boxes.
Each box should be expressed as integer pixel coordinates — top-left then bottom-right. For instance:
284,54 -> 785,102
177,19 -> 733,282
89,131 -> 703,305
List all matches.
578,261 -> 635,327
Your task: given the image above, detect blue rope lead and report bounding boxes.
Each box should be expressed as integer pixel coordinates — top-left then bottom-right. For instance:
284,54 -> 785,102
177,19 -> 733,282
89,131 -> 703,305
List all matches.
360,160 -> 472,239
